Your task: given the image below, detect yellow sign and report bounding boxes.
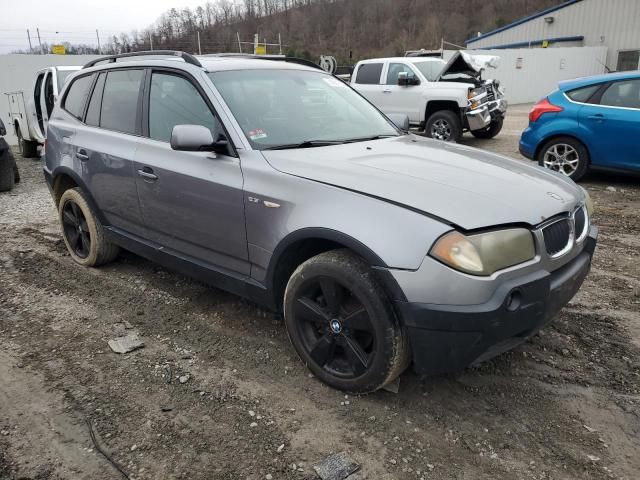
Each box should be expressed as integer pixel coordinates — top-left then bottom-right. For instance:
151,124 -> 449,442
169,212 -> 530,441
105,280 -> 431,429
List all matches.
51,45 -> 66,55
542,40 -> 549,48
254,44 -> 267,55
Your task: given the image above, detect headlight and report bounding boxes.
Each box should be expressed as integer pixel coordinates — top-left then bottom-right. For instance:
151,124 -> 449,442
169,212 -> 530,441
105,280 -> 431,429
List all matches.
468,87 -> 485,99
430,228 -> 536,276
581,187 -> 594,217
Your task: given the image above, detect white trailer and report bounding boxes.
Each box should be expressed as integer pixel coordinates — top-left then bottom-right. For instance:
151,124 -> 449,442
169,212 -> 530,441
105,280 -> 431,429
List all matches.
5,65 -> 80,157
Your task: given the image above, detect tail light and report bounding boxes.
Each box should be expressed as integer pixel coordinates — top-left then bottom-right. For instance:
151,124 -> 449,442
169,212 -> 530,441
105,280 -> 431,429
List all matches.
529,98 -> 563,122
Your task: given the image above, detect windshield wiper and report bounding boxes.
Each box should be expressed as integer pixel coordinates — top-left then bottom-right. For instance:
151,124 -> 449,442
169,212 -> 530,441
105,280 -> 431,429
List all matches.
342,134 -> 399,143
262,140 -> 349,151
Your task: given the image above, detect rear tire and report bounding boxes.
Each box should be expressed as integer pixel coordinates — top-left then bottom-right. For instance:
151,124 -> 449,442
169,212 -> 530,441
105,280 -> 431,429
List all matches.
58,188 -> 120,267
425,110 -> 462,142
471,117 -> 504,139
283,249 -> 409,394
537,136 -> 589,182
11,150 -> 20,183
0,150 -> 15,192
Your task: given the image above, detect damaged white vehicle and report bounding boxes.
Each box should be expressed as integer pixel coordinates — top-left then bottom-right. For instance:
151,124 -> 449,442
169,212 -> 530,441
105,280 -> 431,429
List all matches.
351,51 -> 507,142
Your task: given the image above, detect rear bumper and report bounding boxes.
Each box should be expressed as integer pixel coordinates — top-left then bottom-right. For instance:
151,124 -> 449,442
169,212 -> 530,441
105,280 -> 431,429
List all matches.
398,229 -> 597,376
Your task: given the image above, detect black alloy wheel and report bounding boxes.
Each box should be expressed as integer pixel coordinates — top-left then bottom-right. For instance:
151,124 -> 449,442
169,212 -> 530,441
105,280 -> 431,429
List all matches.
293,275 -> 376,379
62,200 -> 91,259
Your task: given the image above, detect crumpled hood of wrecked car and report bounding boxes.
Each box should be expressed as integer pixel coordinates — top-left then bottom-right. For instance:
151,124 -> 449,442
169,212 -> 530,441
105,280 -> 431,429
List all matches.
261,135 -> 583,230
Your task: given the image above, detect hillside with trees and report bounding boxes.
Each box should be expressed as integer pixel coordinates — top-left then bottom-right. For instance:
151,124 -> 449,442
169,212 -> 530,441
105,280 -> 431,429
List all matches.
39,0 -> 566,61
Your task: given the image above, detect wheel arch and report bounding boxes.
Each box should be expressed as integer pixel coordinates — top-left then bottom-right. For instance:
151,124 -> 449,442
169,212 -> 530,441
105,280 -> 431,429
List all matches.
52,167 -> 108,225
266,228 -> 405,312
425,100 -> 463,122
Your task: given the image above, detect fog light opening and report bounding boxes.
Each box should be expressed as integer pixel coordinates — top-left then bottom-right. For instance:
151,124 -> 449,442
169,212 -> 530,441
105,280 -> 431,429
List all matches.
506,290 -> 522,312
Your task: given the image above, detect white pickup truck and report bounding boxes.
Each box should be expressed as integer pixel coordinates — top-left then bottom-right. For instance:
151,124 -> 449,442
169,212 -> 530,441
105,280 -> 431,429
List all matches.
5,65 -> 80,157
350,52 -> 507,142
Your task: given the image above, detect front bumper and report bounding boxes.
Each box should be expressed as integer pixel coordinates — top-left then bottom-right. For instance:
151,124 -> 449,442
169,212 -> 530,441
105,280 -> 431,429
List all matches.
397,230 -> 597,376
466,106 -> 492,131
488,98 -> 507,117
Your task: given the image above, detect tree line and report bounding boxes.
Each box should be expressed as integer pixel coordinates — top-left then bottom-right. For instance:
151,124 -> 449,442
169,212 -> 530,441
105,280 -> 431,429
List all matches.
16,0 -> 563,63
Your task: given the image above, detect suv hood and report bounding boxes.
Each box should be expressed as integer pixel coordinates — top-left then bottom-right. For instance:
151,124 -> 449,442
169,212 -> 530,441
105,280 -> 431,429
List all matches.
262,135 -> 581,230
435,51 -> 501,81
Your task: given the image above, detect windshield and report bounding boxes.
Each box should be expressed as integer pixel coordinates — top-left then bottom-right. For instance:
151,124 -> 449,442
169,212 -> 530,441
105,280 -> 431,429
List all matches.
413,60 -> 446,81
208,69 -> 399,150
56,70 -> 76,90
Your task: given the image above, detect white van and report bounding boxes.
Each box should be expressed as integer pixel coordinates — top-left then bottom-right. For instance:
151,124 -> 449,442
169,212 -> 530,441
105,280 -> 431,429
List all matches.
6,66 -> 81,157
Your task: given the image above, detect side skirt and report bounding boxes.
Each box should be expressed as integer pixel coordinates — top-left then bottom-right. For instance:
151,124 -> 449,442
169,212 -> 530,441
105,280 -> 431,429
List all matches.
105,227 -> 275,310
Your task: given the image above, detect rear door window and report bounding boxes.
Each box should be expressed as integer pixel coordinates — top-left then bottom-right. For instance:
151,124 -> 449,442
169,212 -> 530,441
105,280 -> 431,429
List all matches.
148,72 -> 220,143
599,79 -> 640,109
100,69 -> 144,135
63,74 -> 94,120
355,63 -> 383,85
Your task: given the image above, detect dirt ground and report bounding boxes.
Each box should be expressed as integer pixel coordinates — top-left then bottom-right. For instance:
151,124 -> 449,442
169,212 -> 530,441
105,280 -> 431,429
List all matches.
1,104 -> 639,480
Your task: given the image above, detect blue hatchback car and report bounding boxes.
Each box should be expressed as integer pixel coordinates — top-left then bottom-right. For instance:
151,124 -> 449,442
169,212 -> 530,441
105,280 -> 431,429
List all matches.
520,71 -> 640,181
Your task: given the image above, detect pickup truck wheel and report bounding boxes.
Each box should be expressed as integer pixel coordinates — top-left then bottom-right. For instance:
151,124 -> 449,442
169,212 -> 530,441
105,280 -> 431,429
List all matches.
537,137 -> 589,182
284,249 -> 409,394
59,188 -> 120,267
21,139 -> 39,159
0,149 -> 15,192
425,110 -> 461,142
471,117 -> 504,139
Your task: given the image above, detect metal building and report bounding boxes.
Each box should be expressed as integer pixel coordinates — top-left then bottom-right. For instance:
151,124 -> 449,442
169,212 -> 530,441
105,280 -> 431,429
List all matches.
465,0 -> 640,72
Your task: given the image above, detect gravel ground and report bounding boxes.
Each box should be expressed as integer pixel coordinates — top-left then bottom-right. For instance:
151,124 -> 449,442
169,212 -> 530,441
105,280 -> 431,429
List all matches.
1,106 -> 639,480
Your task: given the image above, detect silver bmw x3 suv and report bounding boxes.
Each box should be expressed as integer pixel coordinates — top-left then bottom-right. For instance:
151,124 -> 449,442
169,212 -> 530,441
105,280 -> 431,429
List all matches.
44,51 -> 597,393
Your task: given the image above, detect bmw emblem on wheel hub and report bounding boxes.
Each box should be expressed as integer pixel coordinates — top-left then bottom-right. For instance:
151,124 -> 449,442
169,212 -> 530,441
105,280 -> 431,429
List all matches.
330,319 -> 342,334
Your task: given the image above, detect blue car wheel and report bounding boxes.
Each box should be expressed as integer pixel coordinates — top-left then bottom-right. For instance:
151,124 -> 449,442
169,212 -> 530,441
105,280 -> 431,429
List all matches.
537,136 -> 589,182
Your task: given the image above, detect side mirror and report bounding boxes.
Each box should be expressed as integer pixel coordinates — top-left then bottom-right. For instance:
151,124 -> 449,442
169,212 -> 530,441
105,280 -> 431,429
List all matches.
170,124 -> 214,152
387,113 -> 410,132
397,71 -> 420,87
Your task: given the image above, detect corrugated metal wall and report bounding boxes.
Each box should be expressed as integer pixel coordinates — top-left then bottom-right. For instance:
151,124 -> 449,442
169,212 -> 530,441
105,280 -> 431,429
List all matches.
444,46 -> 608,104
1,54 -> 101,145
467,0 -> 640,71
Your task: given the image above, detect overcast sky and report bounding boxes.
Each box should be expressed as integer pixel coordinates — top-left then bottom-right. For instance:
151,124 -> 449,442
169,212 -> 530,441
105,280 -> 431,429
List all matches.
0,0 -> 208,53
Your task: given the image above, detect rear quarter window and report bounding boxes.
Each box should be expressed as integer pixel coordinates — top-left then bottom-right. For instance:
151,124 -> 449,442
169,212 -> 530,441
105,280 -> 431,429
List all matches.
355,63 -> 383,85
566,85 -> 600,103
63,74 -> 94,120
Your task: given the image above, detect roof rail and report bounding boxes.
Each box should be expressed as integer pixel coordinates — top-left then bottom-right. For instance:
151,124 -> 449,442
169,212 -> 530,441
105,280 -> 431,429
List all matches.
203,53 -> 323,71
83,50 -> 203,69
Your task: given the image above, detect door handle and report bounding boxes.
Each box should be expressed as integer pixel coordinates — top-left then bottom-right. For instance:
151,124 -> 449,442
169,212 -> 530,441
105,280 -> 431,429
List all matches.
383,89 -> 392,94
137,167 -> 158,181
588,114 -> 606,121
76,149 -> 89,161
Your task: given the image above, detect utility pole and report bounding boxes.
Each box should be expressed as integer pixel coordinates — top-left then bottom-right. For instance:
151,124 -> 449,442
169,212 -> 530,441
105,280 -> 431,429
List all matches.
149,32 -> 153,51
197,31 -> 202,55
26,29 -> 33,53
278,33 -> 282,55
96,29 -> 101,54
237,32 -> 242,53
36,28 -> 43,54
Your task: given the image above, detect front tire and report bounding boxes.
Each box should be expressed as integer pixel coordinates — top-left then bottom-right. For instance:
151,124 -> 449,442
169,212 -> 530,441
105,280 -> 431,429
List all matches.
425,110 -> 462,142
471,117 -> 504,139
283,250 -> 409,394
537,137 -> 589,182
58,188 -> 120,267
